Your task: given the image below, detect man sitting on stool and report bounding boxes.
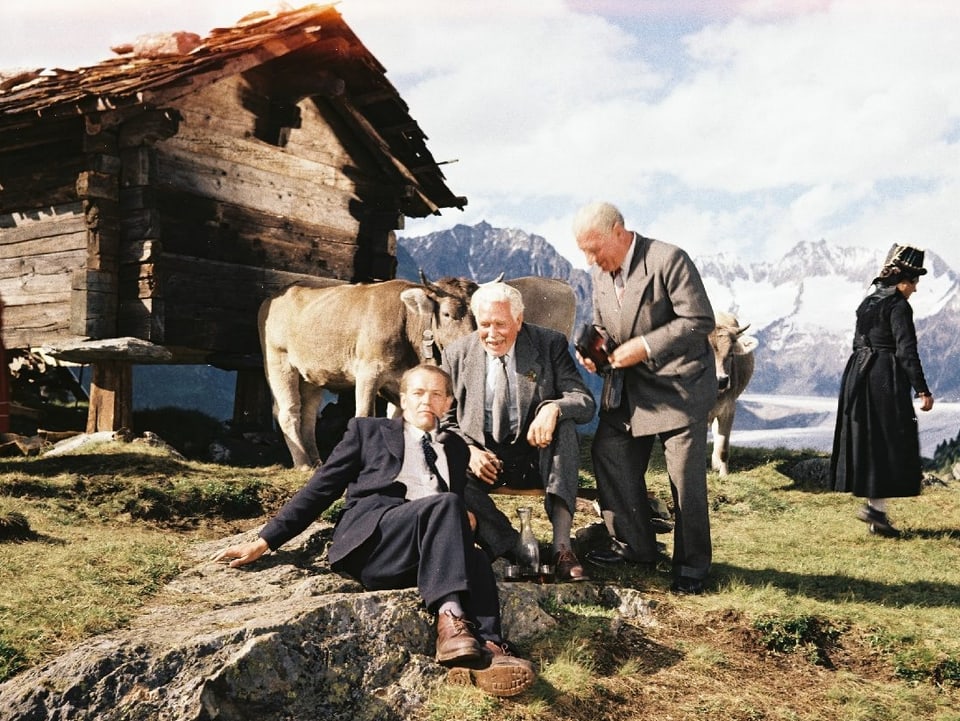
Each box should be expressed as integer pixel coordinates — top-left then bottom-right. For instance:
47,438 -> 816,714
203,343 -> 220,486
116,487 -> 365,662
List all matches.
442,282 -> 596,582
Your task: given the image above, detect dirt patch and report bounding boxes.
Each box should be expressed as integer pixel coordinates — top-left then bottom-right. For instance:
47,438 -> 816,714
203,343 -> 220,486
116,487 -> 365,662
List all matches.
515,598 -> 919,721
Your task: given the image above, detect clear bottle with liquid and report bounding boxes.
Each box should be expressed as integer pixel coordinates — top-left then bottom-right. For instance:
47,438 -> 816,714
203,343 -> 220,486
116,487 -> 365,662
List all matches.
515,506 -> 540,579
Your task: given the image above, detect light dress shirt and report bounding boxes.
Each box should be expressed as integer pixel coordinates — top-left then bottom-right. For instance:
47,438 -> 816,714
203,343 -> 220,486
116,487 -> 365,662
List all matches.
396,422 -> 450,501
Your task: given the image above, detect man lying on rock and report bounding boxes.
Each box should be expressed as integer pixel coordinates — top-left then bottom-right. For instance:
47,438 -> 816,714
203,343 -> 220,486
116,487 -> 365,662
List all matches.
212,364 -> 536,698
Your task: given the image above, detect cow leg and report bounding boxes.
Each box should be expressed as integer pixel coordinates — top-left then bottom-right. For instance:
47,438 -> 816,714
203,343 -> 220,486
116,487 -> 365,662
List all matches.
298,380 -> 324,467
711,413 -> 733,476
266,352 -> 313,471
354,372 -> 380,417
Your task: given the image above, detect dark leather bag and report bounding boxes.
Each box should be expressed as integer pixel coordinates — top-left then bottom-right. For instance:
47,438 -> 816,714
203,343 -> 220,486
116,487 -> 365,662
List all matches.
575,324 -> 622,410
575,323 -> 617,372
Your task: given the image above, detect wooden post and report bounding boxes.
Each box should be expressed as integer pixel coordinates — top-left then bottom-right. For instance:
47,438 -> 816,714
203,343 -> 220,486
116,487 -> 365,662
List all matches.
0,297 -> 8,434
86,361 -> 133,433
232,369 -> 274,431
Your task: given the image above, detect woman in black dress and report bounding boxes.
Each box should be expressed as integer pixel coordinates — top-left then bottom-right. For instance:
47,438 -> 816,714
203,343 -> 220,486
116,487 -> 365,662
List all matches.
831,244 -> 934,537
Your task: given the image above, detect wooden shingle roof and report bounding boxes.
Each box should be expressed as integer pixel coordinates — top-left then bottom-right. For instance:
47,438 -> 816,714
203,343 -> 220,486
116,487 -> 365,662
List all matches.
0,3 -> 465,217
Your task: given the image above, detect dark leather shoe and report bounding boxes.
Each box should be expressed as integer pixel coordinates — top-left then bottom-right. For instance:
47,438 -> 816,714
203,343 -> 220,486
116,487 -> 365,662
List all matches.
652,517 -> 674,534
856,504 -> 902,538
585,544 -> 667,570
447,641 -> 536,697
670,576 -> 705,595
554,547 -> 590,582
585,546 -> 634,566
436,610 -> 482,665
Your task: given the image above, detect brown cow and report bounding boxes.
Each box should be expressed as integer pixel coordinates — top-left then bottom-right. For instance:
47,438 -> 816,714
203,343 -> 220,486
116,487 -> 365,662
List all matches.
259,276 -> 477,469
445,272 -> 577,339
501,276 -> 577,339
708,311 -> 758,476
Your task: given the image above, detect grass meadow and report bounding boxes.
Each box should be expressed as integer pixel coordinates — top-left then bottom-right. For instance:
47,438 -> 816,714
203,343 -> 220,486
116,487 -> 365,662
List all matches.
1,436 -> 959,721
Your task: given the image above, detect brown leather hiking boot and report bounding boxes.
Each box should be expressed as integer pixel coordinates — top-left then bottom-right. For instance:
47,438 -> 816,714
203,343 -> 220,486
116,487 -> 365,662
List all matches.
435,610 -> 482,665
446,641 -> 536,697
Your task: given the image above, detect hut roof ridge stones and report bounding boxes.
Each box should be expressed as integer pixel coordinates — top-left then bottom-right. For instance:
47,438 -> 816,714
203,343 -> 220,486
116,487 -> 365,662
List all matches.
0,3 -> 464,217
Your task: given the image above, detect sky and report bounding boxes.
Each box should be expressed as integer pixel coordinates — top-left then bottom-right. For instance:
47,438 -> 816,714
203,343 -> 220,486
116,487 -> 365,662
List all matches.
2,0 -> 958,273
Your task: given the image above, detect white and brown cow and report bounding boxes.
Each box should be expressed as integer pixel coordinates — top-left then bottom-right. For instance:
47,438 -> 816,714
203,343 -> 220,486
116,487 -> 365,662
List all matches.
708,311 -> 758,476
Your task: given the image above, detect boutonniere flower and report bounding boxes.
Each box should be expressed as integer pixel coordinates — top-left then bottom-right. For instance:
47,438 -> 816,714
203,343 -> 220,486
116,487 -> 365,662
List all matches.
523,370 -> 538,383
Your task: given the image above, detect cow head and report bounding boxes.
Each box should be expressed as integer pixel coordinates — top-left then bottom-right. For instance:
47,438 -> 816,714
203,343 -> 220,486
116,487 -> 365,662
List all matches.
710,311 -> 759,394
401,273 -> 477,360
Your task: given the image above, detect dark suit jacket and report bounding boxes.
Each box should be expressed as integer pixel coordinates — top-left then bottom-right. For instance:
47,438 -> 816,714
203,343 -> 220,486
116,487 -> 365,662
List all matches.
441,323 -> 596,446
592,233 -> 716,435
259,417 -> 470,565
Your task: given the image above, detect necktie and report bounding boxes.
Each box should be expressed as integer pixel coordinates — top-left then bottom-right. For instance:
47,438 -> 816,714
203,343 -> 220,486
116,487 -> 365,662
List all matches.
420,433 -> 448,492
491,355 -> 512,444
612,269 -> 625,306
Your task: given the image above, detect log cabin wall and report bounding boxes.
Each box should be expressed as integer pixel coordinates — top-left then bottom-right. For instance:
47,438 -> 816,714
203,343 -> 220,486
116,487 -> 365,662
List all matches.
0,3 -> 465,432
0,205 -> 88,350
0,118 -> 90,350
144,68 -> 397,363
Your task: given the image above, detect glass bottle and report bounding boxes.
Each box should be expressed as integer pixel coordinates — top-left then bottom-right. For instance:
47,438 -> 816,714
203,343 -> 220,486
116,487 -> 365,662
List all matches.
515,506 -> 540,579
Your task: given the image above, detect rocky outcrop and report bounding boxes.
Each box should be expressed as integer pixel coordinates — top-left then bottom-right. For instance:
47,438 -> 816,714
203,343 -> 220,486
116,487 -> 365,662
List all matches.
0,524 -> 654,721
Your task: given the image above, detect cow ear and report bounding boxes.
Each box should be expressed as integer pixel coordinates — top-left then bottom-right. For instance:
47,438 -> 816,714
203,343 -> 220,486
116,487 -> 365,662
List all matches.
400,287 -> 435,315
735,336 -> 759,354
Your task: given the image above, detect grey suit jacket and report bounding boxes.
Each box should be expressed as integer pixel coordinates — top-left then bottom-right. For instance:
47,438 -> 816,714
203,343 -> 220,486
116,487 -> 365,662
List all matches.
441,323 -> 596,447
592,233 -> 716,435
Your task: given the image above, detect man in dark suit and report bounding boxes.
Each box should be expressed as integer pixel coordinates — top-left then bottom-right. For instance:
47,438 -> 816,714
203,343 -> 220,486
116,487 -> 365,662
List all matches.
573,201 -> 717,595
212,364 -> 535,697
441,282 -> 596,582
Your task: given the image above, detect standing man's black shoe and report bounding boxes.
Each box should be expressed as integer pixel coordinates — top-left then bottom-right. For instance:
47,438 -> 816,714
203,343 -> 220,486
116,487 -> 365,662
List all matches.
585,546 -> 632,566
585,544 -> 667,570
670,576 -> 705,595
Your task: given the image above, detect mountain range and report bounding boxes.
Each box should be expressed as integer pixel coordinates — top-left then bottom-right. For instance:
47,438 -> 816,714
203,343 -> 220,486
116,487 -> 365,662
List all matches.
398,222 -> 960,402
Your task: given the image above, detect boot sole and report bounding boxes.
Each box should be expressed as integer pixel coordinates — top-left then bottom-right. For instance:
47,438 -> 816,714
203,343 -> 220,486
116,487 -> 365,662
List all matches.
446,661 -> 536,697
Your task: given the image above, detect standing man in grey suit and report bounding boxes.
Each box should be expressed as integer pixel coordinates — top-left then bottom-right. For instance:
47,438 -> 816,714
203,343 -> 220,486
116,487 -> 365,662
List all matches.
441,282 -> 596,582
573,201 -> 716,595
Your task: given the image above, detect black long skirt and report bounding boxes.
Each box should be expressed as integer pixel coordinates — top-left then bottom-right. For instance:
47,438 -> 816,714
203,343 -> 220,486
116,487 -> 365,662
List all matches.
830,348 -> 922,498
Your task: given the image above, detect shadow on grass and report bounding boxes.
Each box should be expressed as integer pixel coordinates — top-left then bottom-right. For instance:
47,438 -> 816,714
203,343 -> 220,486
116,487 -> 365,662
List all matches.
713,561 -> 960,608
0,452 -> 271,523
903,527 -> 960,541
0,452 -> 192,481
0,531 -> 68,546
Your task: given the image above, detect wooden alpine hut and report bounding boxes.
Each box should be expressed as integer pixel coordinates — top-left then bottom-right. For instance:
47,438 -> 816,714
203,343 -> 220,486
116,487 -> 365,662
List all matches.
0,3 -> 465,434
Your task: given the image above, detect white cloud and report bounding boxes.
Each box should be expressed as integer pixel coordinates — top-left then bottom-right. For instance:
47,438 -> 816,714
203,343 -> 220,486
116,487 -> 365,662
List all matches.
832,178 -> 960,269
2,0 -> 958,275
637,1 -> 959,191
393,0 -> 960,274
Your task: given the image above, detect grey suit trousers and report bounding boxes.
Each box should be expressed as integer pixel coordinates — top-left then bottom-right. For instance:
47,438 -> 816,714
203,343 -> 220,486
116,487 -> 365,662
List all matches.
592,416 -> 712,580
465,418 -> 581,560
